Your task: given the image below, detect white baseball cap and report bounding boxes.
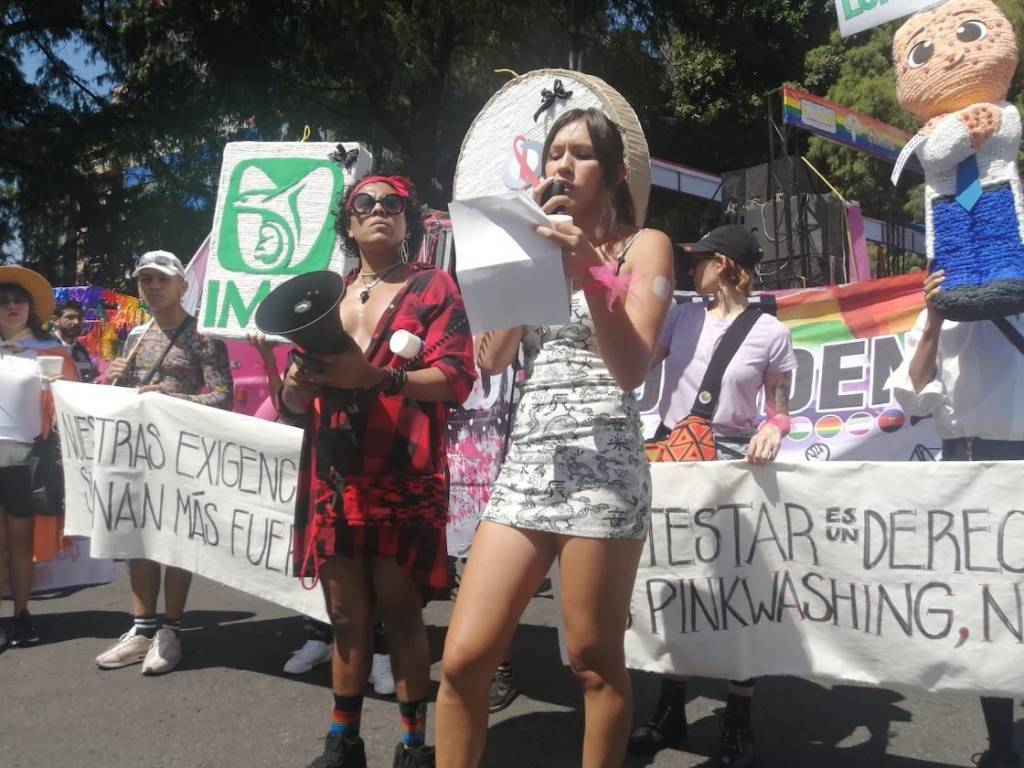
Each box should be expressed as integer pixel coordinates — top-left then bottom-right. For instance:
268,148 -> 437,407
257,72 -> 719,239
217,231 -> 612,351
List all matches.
133,250 -> 186,279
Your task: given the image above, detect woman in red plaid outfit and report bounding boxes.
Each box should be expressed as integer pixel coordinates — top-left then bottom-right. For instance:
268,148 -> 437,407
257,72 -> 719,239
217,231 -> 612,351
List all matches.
280,176 -> 475,768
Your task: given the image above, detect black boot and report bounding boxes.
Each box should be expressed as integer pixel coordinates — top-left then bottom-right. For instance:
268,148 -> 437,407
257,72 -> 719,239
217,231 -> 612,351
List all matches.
306,734 -> 367,768
628,678 -> 688,755
393,744 -> 436,768
714,708 -> 755,768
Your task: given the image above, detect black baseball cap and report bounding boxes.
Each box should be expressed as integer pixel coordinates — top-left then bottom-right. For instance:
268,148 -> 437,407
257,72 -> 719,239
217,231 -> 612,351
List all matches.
683,225 -> 763,272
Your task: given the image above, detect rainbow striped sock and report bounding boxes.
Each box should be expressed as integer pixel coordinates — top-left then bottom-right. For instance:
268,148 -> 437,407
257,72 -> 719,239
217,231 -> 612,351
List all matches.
330,694 -> 363,738
399,700 -> 427,748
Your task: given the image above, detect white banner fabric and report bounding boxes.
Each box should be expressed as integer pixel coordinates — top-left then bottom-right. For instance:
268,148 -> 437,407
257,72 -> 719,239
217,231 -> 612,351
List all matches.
52,381 -> 328,622
627,461 -> 1024,696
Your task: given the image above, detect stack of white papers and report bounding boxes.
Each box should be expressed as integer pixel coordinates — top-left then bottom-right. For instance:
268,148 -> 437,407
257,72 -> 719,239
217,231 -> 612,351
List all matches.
449,191 -> 570,334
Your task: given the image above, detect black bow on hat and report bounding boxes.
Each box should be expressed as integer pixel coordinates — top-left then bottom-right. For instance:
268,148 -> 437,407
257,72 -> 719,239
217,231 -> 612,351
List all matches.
534,79 -> 573,122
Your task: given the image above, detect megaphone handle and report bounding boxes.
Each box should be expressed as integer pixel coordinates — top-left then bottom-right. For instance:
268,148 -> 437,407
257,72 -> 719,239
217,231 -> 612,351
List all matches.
292,350 -> 325,374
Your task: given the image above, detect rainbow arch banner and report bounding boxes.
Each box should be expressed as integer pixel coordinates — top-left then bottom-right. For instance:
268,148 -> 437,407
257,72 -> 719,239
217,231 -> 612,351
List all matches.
781,86 -> 920,173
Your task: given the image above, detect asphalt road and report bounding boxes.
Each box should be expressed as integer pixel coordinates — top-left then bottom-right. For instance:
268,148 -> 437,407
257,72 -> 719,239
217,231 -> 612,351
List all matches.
1,569 -> 1016,767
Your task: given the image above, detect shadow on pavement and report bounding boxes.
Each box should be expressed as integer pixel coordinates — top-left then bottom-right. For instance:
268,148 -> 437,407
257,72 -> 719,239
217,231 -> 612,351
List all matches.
626,673 -> 961,768
485,710 -> 584,768
481,663 -> 964,768
27,607 -> 256,643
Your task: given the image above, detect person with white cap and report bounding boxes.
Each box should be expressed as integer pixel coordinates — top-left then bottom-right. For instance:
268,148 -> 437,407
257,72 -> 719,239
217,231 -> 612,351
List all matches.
95,249 -> 233,675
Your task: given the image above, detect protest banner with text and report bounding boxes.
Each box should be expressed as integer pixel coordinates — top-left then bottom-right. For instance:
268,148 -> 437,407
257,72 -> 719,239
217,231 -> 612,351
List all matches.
626,461 -> 1024,695
52,381 -> 328,622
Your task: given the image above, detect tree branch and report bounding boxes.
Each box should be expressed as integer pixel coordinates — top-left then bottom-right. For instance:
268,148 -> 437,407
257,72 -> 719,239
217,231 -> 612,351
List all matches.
26,31 -> 108,109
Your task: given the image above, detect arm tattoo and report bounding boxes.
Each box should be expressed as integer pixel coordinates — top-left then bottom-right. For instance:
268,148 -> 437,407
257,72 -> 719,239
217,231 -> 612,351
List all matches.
765,371 -> 792,417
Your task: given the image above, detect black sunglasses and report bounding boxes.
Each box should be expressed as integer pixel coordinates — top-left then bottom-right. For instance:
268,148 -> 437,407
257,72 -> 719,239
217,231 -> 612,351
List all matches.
350,192 -> 406,216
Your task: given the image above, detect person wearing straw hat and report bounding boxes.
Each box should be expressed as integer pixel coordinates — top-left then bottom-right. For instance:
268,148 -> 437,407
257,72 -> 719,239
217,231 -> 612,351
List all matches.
95,250 -> 233,676
436,107 -> 675,768
0,265 -> 78,651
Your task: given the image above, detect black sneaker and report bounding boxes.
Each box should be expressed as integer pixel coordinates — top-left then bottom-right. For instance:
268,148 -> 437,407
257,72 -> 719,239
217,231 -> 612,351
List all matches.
628,678 -> 688,755
974,750 -> 1021,768
393,743 -> 435,768
0,626 -> 9,653
306,734 -> 367,768
489,664 -> 519,713
10,610 -> 40,647
714,713 -> 755,768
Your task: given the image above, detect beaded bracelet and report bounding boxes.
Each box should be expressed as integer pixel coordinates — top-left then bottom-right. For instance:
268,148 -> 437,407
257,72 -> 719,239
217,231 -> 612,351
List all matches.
380,366 -> 407,396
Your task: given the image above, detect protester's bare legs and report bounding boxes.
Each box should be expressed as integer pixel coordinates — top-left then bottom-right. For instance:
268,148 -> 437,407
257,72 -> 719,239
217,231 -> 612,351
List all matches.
6,514 -> 34,613
129,558 -> 162,617
558,534 -> 644,768
128,562 -> 193,620
436,522 -> 557,767
163,566 -> 192,621
372,557 -> 430,702
320,556 -> 375,695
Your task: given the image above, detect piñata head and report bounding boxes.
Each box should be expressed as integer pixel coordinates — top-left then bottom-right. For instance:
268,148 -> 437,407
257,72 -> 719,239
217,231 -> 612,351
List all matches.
892,0 -> 1024,321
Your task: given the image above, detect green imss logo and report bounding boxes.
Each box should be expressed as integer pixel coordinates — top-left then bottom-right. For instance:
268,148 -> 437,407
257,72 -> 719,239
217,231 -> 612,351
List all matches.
218,158 -> 342,274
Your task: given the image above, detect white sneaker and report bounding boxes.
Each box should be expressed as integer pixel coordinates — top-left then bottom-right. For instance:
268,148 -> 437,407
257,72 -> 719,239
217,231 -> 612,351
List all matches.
141,628 -> 182,676
283,638 -> 332,674
369,653 -> 395,695
96,628 -> 152,669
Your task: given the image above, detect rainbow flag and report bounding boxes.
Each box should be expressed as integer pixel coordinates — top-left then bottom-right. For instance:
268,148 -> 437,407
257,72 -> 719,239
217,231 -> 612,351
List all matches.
767,271 -> 934,462
775,272 -> 924,346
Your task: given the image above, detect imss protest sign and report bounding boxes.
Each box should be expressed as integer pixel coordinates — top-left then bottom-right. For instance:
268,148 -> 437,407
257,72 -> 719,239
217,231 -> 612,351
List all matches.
199,141 -> 372,340
627,461 -> 1024,696
53,381 -> 327,622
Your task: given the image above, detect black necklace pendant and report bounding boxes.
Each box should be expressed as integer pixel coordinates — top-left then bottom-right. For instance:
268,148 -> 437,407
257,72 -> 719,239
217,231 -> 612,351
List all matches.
359,289 -> 370,303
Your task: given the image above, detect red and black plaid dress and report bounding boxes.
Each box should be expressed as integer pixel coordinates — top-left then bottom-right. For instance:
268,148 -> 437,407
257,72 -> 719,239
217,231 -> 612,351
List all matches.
293,264 -> 476,600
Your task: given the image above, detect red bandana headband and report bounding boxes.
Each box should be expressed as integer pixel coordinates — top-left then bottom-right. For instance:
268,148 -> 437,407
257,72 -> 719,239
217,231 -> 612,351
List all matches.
344,175 -> 413,209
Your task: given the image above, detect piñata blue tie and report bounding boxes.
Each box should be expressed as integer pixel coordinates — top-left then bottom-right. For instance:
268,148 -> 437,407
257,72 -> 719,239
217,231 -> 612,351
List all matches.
955,158 -> 983,212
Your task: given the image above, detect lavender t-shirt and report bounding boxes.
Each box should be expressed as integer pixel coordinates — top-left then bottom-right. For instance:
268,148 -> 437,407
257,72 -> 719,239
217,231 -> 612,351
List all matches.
658,302 -> 797,436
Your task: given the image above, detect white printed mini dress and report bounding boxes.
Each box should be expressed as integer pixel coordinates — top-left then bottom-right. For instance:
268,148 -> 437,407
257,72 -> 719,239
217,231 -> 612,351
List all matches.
482,288 -> 651,539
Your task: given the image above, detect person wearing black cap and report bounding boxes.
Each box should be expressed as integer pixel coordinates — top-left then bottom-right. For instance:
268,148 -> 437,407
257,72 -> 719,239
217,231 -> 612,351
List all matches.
629,225 -> 797,767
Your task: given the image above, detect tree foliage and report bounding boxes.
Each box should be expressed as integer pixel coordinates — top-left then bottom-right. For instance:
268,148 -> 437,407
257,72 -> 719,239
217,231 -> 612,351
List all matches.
3,0 -> 1022,287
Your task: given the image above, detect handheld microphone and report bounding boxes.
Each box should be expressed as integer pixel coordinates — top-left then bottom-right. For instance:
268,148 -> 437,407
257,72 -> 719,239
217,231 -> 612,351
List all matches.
541,180 -> 567,214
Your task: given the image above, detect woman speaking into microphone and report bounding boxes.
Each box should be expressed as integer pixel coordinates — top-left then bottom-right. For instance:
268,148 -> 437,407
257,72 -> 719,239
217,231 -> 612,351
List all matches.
435,108 -> 675,767
278,175 -> 475,768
